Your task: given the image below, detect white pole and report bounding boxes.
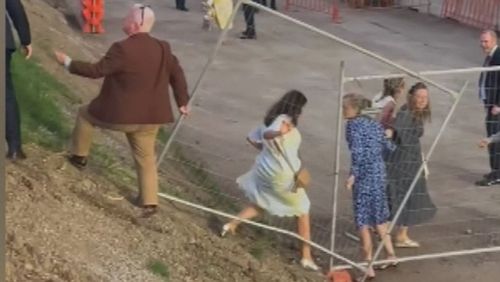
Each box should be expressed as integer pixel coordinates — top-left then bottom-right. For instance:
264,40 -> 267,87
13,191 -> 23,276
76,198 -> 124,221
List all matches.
156,0 -> 245,166
360,81 -> 469,282
156,192 -> 368,272
333,246 -> 500,270
344,65 -> 500,82
243,0 -> 458,99
329,61 -> 345,269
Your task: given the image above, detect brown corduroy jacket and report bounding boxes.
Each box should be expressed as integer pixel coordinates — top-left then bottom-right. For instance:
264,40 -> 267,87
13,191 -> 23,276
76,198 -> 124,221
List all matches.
69,33 -> 189,124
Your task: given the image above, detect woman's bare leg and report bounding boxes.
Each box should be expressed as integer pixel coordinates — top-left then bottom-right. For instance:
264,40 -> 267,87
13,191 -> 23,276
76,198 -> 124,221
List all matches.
360,227 -> 373,260
359,226 -> 376,277
376,223 -> 396,258
226,205 -> 260,233
297,214 -> 314,260
396,226 -> 409,242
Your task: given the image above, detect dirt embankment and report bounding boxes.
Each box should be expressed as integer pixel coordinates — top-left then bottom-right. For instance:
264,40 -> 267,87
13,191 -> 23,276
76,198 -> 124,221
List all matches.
5,145 -> 323,282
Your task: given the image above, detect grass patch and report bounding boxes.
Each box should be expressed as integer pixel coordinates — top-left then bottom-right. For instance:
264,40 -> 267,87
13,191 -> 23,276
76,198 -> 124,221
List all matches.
90,144 -> 136,185
249,237 -> 272,260
10,50 -> 138,188
10,52 -> 75,151
168,146 -> 240,213
147,260 -> 170,281
157,127 -> 170,145
91,144 -> 118,169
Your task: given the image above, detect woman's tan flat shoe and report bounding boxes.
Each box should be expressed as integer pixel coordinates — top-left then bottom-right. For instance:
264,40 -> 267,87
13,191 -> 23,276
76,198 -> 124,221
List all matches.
395,239 -> 420,248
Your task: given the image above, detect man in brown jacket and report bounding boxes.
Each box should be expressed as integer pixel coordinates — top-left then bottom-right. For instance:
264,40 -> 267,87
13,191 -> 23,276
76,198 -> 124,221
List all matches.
54,4 -> 189,217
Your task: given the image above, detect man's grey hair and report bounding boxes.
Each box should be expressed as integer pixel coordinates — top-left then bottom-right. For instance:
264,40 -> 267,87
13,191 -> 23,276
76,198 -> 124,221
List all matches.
482,29 -> 498,40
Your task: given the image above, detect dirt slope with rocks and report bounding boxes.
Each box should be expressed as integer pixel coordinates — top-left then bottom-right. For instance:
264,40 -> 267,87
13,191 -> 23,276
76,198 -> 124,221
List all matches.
6,145 -> 325,282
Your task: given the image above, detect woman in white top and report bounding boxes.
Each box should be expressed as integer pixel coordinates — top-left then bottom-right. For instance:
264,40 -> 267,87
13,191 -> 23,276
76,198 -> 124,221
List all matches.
372,78 -> 405,129
220,90 -> 319,271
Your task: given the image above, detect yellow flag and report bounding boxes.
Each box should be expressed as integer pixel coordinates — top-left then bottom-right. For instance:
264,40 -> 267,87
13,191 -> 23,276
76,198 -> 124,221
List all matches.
213,0 -> 233,29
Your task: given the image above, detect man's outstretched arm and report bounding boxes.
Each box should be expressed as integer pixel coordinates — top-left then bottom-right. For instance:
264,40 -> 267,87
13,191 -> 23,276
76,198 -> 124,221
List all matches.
54,43 -> 124,78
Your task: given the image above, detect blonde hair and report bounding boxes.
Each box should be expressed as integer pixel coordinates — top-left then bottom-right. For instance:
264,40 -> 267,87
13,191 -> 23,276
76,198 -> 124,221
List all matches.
343,93 -> 372,115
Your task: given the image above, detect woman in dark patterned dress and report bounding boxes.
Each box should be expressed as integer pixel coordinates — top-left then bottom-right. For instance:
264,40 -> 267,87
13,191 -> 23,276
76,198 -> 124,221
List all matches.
343,93 -> 398,278
386,82 -> 437,248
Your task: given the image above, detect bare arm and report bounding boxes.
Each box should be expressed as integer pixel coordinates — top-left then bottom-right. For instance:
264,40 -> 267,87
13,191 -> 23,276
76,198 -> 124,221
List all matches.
246,137 -> 263,150
263,117 -> 292,139
263,130 -> 283,140
380,102 -> 395,128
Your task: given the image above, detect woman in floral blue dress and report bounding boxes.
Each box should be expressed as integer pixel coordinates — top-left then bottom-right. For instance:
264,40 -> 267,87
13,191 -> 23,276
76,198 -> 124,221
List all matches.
343,93 -> 398,278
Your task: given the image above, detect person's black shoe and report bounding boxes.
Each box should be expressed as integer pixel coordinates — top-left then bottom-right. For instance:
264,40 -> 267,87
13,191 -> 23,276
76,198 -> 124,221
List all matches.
240,35 -> 256,39
240,31 -> 256,39
67,155 -> 87,170
176,6 -> 189,11
6,150 -> 27,161
475,177 -> 500,187
484,171 -> 500,179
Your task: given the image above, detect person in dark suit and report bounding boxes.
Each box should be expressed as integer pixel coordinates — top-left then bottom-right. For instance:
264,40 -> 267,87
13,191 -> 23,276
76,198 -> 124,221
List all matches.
477,30 -> 500,186
5,0 -> 33,160
241,0 -> 260,39
54,4 -> 190,217
240,0 -> 276,39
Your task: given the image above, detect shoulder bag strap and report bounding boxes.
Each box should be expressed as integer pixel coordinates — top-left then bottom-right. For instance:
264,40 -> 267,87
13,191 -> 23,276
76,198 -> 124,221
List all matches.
272,138 -> 297,176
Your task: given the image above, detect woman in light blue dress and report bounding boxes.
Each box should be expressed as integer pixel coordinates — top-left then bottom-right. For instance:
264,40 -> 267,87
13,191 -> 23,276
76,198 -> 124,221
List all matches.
220,90 -> 318,271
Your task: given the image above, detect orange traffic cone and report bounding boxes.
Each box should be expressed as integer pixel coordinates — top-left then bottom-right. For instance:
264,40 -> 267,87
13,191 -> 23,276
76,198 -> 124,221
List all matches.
327,269 -> 352,282
81,0 -> 105,33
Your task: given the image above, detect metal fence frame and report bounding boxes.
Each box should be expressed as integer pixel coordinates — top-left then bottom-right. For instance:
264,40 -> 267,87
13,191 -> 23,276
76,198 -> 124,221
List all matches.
332,65 -> 500,281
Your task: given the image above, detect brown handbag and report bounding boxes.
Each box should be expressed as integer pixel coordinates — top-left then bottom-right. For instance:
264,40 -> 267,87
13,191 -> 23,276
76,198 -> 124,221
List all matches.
272,139 -> 311,191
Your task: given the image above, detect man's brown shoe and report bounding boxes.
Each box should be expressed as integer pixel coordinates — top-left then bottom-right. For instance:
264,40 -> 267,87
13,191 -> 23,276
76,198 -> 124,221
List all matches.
141,205 -> 158,218
67,155 -> 87,170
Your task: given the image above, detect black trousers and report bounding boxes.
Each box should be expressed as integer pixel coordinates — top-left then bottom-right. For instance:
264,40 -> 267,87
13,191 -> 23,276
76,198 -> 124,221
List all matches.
243,0 -> 261,34
262,0 -> 277,9
5,49 -> 22,154
175,0 -> 186,9
486,108 -> 500,178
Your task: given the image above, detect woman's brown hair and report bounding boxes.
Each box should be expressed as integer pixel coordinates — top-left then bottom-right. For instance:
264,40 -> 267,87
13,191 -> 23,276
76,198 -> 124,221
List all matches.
378,77 -> 405,101
264,90 -> 308,126
407,82 -> 431,123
